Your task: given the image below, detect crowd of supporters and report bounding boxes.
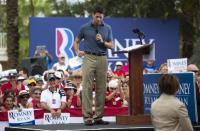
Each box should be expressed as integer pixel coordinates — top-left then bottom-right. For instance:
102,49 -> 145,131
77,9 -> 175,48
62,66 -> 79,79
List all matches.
0,55 -> 200,119
0,56 -> 131,118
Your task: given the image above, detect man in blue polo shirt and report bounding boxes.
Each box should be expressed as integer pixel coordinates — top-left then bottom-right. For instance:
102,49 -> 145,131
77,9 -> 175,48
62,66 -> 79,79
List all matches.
73,5 -> 114,126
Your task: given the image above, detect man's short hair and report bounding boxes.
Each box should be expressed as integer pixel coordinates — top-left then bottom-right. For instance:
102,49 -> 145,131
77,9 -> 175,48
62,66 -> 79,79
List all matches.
93,5 -> 104,14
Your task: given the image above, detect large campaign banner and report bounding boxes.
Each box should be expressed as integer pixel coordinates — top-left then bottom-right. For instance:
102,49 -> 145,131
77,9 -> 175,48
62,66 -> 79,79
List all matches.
29,17 -> 179,69
144,73 -> 198,123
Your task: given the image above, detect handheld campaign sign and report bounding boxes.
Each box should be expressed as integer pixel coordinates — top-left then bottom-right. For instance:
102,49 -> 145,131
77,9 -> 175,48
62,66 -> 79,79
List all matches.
143,73 -> 198,123
68,56 -> 83,71
43,113 -> 70,124
8,109 -> 35,126
167,58 -> 187,73
35,45 -> 47,54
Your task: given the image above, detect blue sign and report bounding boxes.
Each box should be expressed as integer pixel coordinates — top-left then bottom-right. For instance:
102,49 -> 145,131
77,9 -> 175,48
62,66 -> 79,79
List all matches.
29,17 -> 179,69
144,73 -> 198,123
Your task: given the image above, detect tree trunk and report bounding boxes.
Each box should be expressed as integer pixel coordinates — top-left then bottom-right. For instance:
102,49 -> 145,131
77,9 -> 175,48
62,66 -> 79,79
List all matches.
6,0 -> 19,69
180,17 -> 194,59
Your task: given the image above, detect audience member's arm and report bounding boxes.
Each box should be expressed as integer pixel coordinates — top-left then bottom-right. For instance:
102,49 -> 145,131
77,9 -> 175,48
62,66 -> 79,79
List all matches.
73,37 -> 85,57
118,82 -> 125,100
105,91 -> 116,101
77,95 -> 82,107
40,102 -> 57,118
60,95 -> 67,110
40,102 -> 51,111
45,50 -> 53,61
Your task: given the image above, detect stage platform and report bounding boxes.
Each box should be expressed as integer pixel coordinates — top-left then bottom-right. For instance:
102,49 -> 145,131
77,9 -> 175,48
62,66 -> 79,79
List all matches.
4,123 -> 200,131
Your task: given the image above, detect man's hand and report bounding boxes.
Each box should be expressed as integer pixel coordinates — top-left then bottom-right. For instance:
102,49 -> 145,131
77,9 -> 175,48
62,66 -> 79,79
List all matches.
50,109 -> 57,118
55,108 -> 61,117
96,33 -> 104,43
77,50 -> 85,57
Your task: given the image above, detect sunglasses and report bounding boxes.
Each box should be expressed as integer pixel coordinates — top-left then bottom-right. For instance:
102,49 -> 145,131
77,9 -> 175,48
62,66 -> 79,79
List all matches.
55,77 -> 61,80
28,83 -> 36,86
37,81 -> 43,84
34,92 -> 41,95
49,78 -> 56,82
10,76 -> 16,79
64,88 -> 74,91
20,95 -> 29,99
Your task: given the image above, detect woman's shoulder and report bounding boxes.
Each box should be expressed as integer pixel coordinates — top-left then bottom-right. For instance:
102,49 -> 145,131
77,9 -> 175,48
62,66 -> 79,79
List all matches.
151,94 -> 181,108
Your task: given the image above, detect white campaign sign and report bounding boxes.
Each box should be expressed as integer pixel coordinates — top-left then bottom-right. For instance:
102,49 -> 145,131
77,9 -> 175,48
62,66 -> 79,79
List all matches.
8,109 -> 35,126
43,113 -> 70,124
167,58 -> 187,73
68,56 -> 83,71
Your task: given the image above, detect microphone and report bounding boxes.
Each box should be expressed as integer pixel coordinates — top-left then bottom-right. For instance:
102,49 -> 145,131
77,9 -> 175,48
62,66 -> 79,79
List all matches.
96,28 -> 99,34
96,27 -> 101,43
132,28 -> 145,38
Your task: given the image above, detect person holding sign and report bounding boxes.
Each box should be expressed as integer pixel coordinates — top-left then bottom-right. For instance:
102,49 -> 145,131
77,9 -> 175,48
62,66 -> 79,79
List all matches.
73,5 -> 113,126
151,74 -> 193,131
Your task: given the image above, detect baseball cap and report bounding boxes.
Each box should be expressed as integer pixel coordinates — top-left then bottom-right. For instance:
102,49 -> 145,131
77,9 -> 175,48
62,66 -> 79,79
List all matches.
54,71 -> 62,79
9,72 -> 17,77
36,77 -> 43,82
108,79 -> 119,88
0,77 -> 9,82
72,71 -> 82,78
115,61 -> 123,66
48,73 -> 55,81
17,76 -> 25,81
28,79 -> 36,86
64,82 -> 77,90
18,90 -> 29,96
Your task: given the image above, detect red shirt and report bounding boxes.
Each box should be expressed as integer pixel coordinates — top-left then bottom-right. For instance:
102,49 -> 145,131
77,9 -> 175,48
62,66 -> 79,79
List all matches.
59,84 -> 65,90
113,70 -> 125,78
105,91 -> 123,107
31,99 -> 42,109
66,95 -> 78,108
0,82 -> 25,96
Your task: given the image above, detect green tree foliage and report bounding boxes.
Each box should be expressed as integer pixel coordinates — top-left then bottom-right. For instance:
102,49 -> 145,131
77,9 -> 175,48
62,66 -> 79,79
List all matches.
73,0 -> 200,65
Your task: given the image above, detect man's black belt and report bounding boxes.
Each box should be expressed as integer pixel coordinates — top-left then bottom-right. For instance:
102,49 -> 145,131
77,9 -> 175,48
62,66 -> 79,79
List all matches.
85,51 -> 106,56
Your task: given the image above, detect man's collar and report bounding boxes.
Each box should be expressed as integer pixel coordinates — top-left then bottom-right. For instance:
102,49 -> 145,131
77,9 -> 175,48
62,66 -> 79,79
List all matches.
90,21 -> 104,27
48,86 -> 58,93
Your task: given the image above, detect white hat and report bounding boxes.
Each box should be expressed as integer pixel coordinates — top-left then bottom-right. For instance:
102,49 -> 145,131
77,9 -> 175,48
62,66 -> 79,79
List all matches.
64,83 -> 77,90
54,71 -> 62,79
108,79 -> 119,88
17,76 -> 25,81
0,77 -> 8,82
115,61 -> 123,66
18,90 -> 29,96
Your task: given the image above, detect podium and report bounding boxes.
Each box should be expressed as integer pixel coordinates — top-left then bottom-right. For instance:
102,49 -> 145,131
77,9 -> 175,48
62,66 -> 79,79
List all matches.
113,44 -> 152,125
